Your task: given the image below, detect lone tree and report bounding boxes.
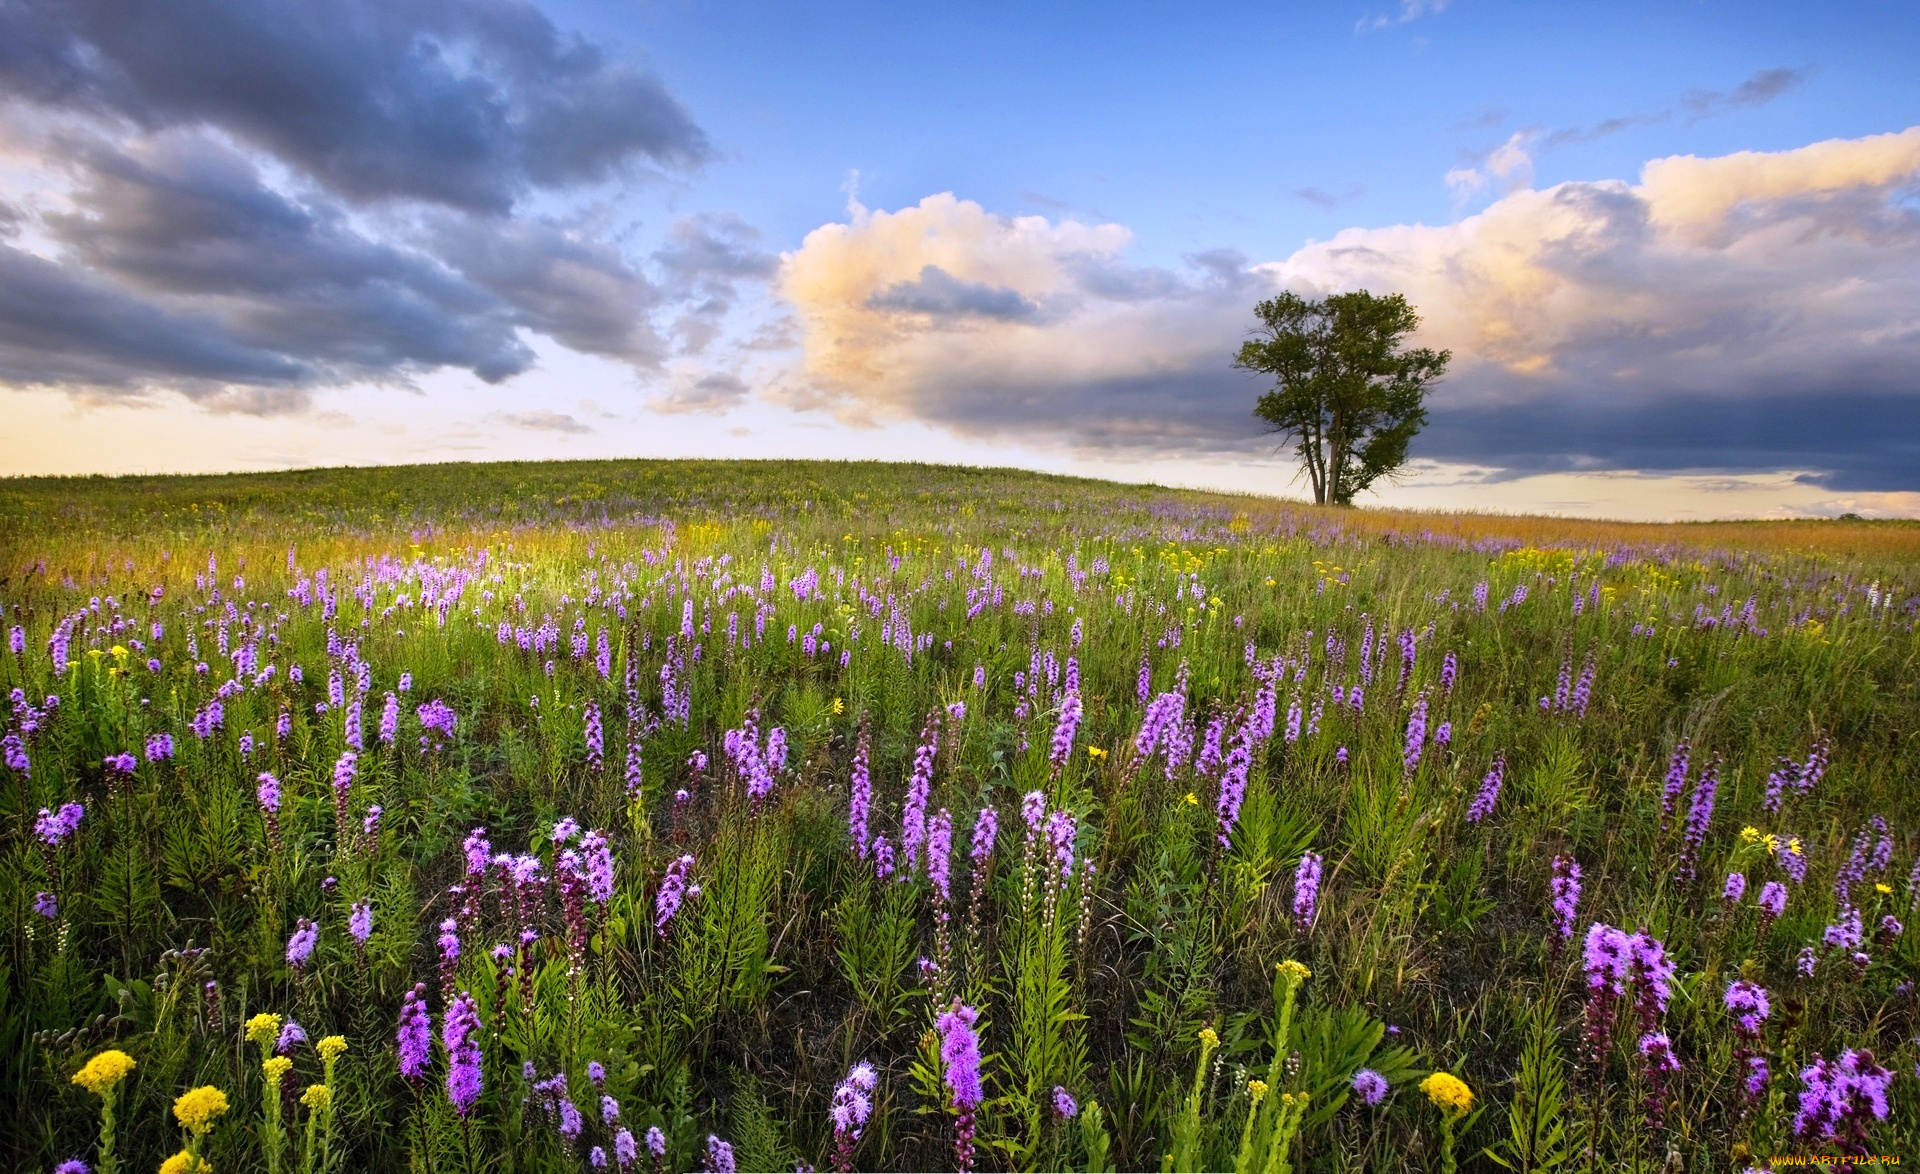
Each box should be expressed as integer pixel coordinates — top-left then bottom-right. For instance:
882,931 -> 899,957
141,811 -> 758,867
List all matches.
1234,290 -> 1449,506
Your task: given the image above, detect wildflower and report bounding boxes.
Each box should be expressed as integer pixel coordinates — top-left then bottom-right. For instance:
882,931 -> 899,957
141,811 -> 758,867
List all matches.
317,1036 -> 346,1064
1757,881 -> 1787,923
1352,1069 -> 1389,1106
1724,980 -> 1771,1037
54,1161 -> 87,1174
705,1135 -> 736,1173
286,919 -> 318,970
300,1084 -> 331,1111
1723,872 -> 1747,903
1420,1071 -> 1473,1116
615,1129 -> 638,1168
276,1020 -> 307,1055
829,1062 -> 877,1170
1292,852 -> 1323,924
33,890 -> 57,918
848,719 -> 872,858
72,1049 -> 136,1096
1677,756 -> 1719,881
245,1013 -> 282,1050
927,809 -> 954,901
647,1127 -> 667,1158
937,1000 -> 985,1171
969,806 -> 997,863
1793,1050 -> 1892,1146
172,1086 -> 229,1136
262,1056 -> 292,1086
34,801 -> 84,846
656,854 -> 696,935
1276,960 -> 1311,981
1548,856 -> 1581,946
443,991 -> 483,1115
1466,756 -> 1505,823
158,1152 -> 210,1174
900,714 -> 939,873
1052,1086 -> 1079,1119
349,901 -> 372,944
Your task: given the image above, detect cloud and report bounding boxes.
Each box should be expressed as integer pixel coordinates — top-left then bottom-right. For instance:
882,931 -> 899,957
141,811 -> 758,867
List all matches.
0,0 -> 707,213
1542,67 -> 1810,150
868,265 -> 1042,322
779,128 -> 1920,491
497,409 -> 590,434
647,369 -> 751,415
0,0 -> 748,408
1357,0 -> 1450,33
1446,131 -> 1536,200
652,213 -> 779,353
1293,185 -> 1365,210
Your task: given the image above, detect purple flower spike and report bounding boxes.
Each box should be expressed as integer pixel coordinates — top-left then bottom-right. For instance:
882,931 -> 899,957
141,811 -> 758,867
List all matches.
1352,1069 -> 1388,1106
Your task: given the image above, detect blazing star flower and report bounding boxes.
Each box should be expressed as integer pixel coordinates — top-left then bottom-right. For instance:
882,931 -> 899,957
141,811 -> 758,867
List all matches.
396,984 -> 432,1082
848,720 -> 873,858
1051,1086 -> 1079,1119
937,1001 -> 985,1111
1793,1050 -> 1893,1143
1724,980 -> 1771,1037
1758,881 -> 1788,921
286,919 -> 318,970
615,1129 -> 638,1167
1467,755 -> 1505,823
705,1135 -> 736,1173
33,890 -> 58,918
927,809 -> 954,901
1352,1069 -> 1389,1106
647,1127 -> 667,1158
1548,856 -> 1582,945
443,993 -> 484,1115
1723,872 -> 1747,903
970,806 -> 998,864
552,816 -> 581,845
34,802 -> 84,847
1292,852 -> 1323,924
656,854 -> 696,935
349,901 -> 372,944
276,1018 -> 308,1055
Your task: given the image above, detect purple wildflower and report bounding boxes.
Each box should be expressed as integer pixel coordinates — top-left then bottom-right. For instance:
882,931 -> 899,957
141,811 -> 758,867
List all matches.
1677,756 -> 1719,882
33,891 -> 57,918
1467,755 -> 1505,823
1051,1086 -> 1078,1119
927,809 -> 954,901
397,983 -> 432,1082
848,719 -> 873,858
1292,852 -> 1323,925
970,806 -> 998,863
277,1019 -> 307,1055
1793,1050 -> 1893,1146
1352,1069 -> 1388,1106
34,802 -> 84,847
286,918 -> 318,970
1549,856 -> 1581,946
705,1136 -> 736,1173
1049,689 -> 1082,772
1659,740 -> 1690,830
656,854 -> 695,935
1723,872 -> 1747,903
1758,881 -> 1788,923
1724,980 -> 1771,1038
900,714 -> 939,874
349,900 -> 372,944
444,991 -> 483,1115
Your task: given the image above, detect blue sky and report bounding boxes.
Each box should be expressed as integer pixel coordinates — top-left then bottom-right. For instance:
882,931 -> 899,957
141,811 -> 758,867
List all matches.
2,0 -> 1917,519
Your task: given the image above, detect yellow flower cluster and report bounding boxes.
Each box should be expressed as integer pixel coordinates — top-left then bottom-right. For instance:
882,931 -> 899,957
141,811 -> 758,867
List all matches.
262,1057 -> 293,1087
245,1012 -> 282,1049
1246,1080 -> 1269,1103
317,1036 -> 347,1063
1276,960 -> 1311,981
160,1151 -> 212,1174
72,1049 -> 136,1096
1738,826 -> 1803,857
1420,1072 -> 1474,1117
301,1084 -> 331,1111
1198,1027 -> 1220,1049
172,1085 -> 230,1135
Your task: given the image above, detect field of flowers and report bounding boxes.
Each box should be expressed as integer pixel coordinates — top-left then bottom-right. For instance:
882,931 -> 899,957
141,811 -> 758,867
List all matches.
3,458 -> 1917,1173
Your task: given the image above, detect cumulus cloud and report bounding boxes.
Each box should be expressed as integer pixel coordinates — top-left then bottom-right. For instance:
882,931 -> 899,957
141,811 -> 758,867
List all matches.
779,127 -> 1920,490
647,370 -> 751,415
0,0 -> 747,408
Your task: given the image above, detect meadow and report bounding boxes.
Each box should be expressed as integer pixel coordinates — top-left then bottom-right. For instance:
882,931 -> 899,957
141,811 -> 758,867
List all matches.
2,458 -> 1917,1173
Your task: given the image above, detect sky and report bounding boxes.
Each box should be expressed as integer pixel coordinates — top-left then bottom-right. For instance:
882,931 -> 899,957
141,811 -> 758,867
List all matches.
1,0 -> 1917,520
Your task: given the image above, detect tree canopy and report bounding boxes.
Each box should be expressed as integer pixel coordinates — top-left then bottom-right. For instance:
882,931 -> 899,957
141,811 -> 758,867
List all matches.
1234,290 -> 1449,506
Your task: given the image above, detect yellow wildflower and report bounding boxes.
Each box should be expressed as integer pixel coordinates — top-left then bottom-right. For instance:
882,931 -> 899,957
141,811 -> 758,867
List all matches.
72,1049 -> 137,1096
1739,826 -> 1763,845
172,1085 -> 230,1135
831,697 -> 845,715
1419,1072 -> 1473,1118
317,1036 -> 347,1063
1876,883 -> 1893,895
1247,1080 -> 1269,1103
1183,792 -> 1198,806
245,1013 -> 282,1049
262,1057 -> 293,1087
300,1084 -> 331,1111
1198,1027 -> 1219,1049
1088,746 -> 1107,759
159,1150 -> 212,1174
1276,959 -> 1312,981
1787,838 -> 1804,856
